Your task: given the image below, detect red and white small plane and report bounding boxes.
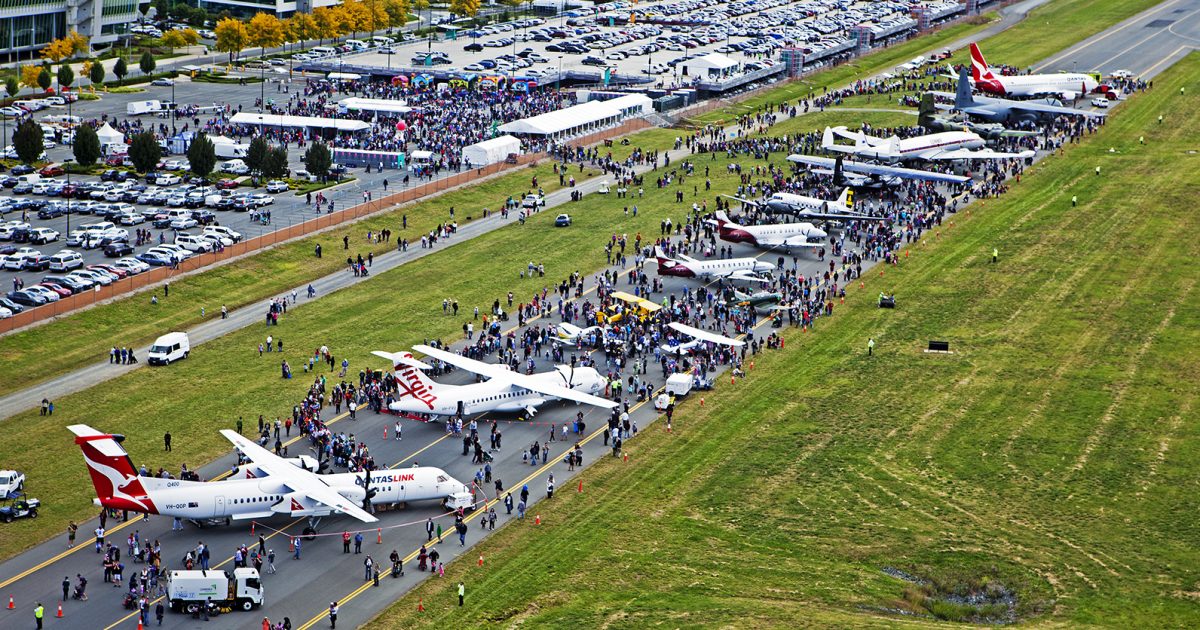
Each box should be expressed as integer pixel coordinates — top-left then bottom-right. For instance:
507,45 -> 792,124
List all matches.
377,346 -> 615,417
969,42 -> 1100,100
69,424 -> 472,533
710,211 -> 828,252
654,247 -> 775,282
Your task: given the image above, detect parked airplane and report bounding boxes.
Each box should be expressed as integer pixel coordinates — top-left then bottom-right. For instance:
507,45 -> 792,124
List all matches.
970,42 -> 1100,100
917,93 -> 1040,140
654,247 -> 775,282
710,210 -> 827,251
727,289 -> 783,313
821,126 -> 1034,162
932,67 -> 1103,124
379,347 -> 616,417
552,322 -> 605,346
660,322 -> 745,354
787,155 -> 972,185
69,424 -> 472,535
721,187 -> 887,222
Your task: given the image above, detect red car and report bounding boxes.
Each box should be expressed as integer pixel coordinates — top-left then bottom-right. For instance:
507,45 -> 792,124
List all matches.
39,165 -> 64,177
37,282 -> 72,298
216,178 -> 239,190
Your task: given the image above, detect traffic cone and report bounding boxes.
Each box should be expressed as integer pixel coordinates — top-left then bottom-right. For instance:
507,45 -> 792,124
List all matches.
288,537 -> 295,552
623,453 -> 628,462
56,604 -> 63,618
478,554 -> 484,567
535,514 -> 541,525
699,397 -> 704,407
860,281 -> 865,289
137,620 -> 143,630
577,480 -> 583,493
6,596 -> 13,610
418,597 -> 425,612
383,426 -> 387,440
250,522 -> 255,536
377,528 -> 382,544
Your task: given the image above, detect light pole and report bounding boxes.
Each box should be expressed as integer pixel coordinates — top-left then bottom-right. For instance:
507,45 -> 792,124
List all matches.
557,55 -> 563,92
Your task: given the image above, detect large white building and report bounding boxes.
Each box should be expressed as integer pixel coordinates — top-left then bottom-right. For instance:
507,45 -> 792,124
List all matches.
191,0 -> 341,18
1,0 -> 150,55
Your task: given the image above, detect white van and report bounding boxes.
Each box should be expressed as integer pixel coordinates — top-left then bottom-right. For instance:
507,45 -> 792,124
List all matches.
310,46 -> 337,57
48,250 -> 84,271
371,36 -> 394,46
345,39 -> 369,50
148,332 -> 190,365
220,159 -> 249,175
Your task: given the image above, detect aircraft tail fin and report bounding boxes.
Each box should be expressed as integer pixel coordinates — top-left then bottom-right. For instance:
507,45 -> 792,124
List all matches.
969,43 -> 995,81
713,210 -> 735,227
918,93 -> 937,128
390,352 -> 440,411
955,66 -> 975,108
832,156 -> 847,187
836,187 -> 853,210
69,425 -> 160,513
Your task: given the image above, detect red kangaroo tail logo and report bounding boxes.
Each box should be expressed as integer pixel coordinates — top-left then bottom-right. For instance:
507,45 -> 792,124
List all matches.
72,430 -> 158,514
394,354 -> 438,410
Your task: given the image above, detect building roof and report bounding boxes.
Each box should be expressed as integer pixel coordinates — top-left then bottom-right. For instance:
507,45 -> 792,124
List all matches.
498,94 -> 651,136
684,53 -> 739,71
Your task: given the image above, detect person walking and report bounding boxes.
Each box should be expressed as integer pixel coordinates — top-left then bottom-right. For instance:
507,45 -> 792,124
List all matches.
992,247 -> 998,263
164,432 -> 171,451
458,582 -> 465,607
363,556 -> 374,581
34,602 -> 44,629
425,518 -> 434,541
293,537 -> 301,559
67,521 -> 77,548
329,602 -> 338,628
867,338 -> 875,357
62,576 -> 70,602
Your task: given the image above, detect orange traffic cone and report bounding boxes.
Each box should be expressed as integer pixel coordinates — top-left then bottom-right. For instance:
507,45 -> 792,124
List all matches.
250,521 -> 255,536
478,554 -> 484,567
577,480 -> 583,493
138,620 -> 144,630
56,604 -> 63,618
535,514 -> 541,525
6,595 -> 13,610
377,528 -> 382,544
383,426 -> 387,440
418,597 -> 425,612
623,453 -> 628,462
288,537 -> 295,552
699,397 -> 704,407
860,281 -> 865,289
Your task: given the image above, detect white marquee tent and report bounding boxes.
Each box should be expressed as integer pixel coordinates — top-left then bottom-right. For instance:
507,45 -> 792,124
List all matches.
95,123 -> 125,146
462,135 -> 521,168
229,112 -> 371,133
497,94 -> 651,139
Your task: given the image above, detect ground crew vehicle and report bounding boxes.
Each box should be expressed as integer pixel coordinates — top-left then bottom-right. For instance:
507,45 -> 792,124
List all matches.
0,495 -> 39,522
148,332 -> 190,365
167,568 -> 264,613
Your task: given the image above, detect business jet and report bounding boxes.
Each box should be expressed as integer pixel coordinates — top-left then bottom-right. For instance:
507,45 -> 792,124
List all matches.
654,247 -> 775,282
69,424 -> 472,536
377,347 -> 616,418
660,322 -> 745,354
821,126 -> 1035,163
787,154 -> 972,185
722,188 -> 883,222
710,210 -> 827,252
969,42 -> 1100,100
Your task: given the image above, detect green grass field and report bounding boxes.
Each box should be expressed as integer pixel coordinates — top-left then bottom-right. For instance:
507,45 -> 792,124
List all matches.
364,54 -> 1200,629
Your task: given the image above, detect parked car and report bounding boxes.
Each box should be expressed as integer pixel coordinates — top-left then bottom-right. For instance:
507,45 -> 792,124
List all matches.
555,213 -> 572,227
103,242 -> 135,257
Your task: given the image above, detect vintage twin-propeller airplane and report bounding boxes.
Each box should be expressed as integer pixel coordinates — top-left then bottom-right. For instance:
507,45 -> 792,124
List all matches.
69,424 -> 472,536
819,125 -> 1035,163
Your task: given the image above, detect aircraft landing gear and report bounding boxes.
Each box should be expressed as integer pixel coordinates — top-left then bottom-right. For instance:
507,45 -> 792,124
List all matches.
303,516 -> 322,540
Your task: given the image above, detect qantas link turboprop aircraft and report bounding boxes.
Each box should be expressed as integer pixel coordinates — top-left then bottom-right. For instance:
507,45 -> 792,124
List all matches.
711,210 -> 827,251
821,126 -> 1035,163
970,42 -> 1100,100
69,424 -> 472,534
654,247 -> 775,282
377,347 -> 616,417
721,188 -> 882,221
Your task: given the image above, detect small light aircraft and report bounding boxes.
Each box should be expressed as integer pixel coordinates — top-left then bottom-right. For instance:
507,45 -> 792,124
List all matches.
710,210 -> 827,251
660,322 -> 746,354
727,289 -> 784,313
69,424 -> 472,536
654,247 -> 775,282
821,126 -> 1035,162
378,347 -> 616,417
551,322 -> 610,347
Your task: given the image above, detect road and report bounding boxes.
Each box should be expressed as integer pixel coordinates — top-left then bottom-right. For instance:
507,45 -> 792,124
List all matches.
0,0 -> 1191,626
1033,0 -> 1200,78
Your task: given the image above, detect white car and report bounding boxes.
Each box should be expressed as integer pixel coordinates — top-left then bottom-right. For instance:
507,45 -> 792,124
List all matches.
157,173 -> 182,185
163,159 -> 188,171
1,254 -> 26,270
1090,97 -> 1111,108
174,233 -> 214,252
71,269 -> 113,286
199,233 -> 233,248
98,227 -> 130,242
28,227 -> 60,244
24,285 -> 61,302
265,180 -> 289,193
0,222 -> 31,240
169,216 -> 198,230
113,257 -> 150,274
156,244 -> 194,260
248,193 -> 274,207
203,226 -> 243,243
118,212 -> 146,226
0,306 -> 12,319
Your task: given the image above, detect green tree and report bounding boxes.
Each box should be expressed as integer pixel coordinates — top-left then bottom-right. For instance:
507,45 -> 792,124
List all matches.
13,120 -> 45,164
37,66 -> 52,91
139,51 -> 156,76
57,64 -> 75,89
128,131 -> 161,173
187,133 -> 217,179
263,146 -> 289,180
73,124 -> 101,166
89,60 -> 105,86
5,77 -> 18,99
245,136 -> 270,178
113,57 -> 128,83
303,141 -> 332,181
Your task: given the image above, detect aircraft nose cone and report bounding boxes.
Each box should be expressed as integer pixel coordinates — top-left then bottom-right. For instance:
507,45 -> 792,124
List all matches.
813,228 -> 828,241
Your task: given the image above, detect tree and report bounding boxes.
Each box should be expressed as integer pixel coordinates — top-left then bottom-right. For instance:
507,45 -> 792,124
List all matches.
88,60 -> 105,87
161,28 -> 200,53
288,13 -> 318,49
245,136 -> 270,178
19,65 -> 42,91
214,16 -> 249,63
365,0 -> 390,33
128,131 -> 162,173
13,120 -> 44,164
249,12 -> 287,53
40,30 -> 88,63
341,0 -> 372,36
57,64 -> 75,89
73,124 -> 101,166
37,66 -> 52,91
187,133 -> 217,179
383,0 -> 410,27
139,51 -> 156,76
304,142 -> 332,181
113,57 -> 128,83
263,146 -> 289,180
312,7 -> 343,44
331,4 -> 360,37
5,77 -> 18,99
450,0 -> 481,18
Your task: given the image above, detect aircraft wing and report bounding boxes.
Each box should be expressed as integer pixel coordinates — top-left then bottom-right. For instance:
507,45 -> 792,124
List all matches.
219,430 -> 379,523
371,350 -> 432,370
669,322 -> 745,347
788,154 -> 971,184
927,147 -> 1036,160
413,344 -> 617,409
775,236 -> 826,249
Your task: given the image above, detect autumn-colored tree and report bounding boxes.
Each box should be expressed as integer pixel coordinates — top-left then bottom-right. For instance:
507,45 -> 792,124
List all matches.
249,12 -> 287,53
214,16 -> 250,63
160,28 -> 200,52
383,0 -> 410,28
450,0 -> 481,17
288,12 -> 318,48
312,7 -> 344,44
40,30 -> 89,62
363,0 -> 390,33
19,66 -> 42,90
336,2 -> 368,36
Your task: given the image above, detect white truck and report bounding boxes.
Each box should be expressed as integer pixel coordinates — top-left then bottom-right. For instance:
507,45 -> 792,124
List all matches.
167,568 -> 264,614
127,100 -> 165,115
0,470 -> 25,499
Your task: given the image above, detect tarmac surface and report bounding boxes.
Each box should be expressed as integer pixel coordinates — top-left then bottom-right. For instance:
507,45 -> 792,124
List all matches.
1032,0 -> 1200,78
0,0 -> 1190,627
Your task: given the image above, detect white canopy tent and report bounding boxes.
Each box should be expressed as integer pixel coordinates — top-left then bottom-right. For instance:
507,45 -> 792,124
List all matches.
326,72 -> 362,80
498,94 -> 652,140
95,123 -> 125,146
681,53 -> 739,78
462,135 -> 521,168
229,112 -> 371,133
339,97 -> 413,114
